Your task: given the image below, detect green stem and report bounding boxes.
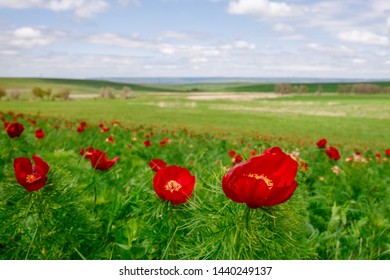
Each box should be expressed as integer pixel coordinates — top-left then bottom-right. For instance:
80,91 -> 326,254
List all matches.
233,206 -> 252,258
93,184 -> 97,210
107,182 -> 118,235
244,206 -> 251,227
25,223 -> 38,260
163,202 -> 177,259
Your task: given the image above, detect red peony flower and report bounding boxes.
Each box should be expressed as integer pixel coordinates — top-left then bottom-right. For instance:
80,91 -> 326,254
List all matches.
228,150 -> 236,157
385,149 -> 390,156
159,137 -> 170,147
100,127 -> 110,133
77,122 -> 87,132
153,165 -> 196,205
222,146 -> 298,208
80,147 -> 95,159
90,149 -> 119,171
5,122 -> 24,138
106,136 -> 115,143
144,140 -> 151,147
35,128 -> 45,139
149,159 -> 167,172
316,138 -> 327,148
325,146 -> 341,160
14,155 -> 50,192
232,154 -> 243,165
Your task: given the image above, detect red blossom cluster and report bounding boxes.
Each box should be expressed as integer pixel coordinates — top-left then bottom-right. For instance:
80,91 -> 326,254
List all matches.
5,122 -> 24,138
80,147 -> 119,171
77,121 -> 87,133
14,155 -> 50,192
316,138 -> 341,160
149,159 -> 195,205
227,150 -> 243,166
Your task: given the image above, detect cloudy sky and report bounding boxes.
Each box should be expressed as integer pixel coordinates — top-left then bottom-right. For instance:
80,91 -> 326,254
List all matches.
1,0 -> 390,79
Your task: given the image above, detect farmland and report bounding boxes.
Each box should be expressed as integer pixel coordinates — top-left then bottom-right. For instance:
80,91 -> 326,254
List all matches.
0,78 -> 389,260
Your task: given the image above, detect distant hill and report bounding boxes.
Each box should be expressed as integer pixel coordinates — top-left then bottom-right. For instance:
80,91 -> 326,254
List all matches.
1,77 -> 390,94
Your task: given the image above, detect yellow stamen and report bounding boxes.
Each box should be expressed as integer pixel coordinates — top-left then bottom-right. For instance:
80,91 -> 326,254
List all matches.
164,180 -> 183,193
26,174 -> 38,183
246,173 -> 274,189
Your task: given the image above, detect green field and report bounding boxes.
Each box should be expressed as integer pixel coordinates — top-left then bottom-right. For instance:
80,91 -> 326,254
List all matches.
0,78 -> 389,260
1,77 -> 390,150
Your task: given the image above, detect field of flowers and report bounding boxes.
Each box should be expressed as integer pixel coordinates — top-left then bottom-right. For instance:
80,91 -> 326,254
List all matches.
0,107 -> 389,260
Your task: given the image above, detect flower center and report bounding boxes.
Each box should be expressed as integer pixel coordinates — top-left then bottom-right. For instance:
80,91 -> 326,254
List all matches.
246,173 -> 274,189
164,180 -> 183,193
26,174 -> 40,183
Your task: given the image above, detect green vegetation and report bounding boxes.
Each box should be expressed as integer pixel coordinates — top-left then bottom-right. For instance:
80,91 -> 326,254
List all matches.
0,78 -> 185,95
2,77 -> 390,95
1,91 -> 390,150
0,78 -> 389,260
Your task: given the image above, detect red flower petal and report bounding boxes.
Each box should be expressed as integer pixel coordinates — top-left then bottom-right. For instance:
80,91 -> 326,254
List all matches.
222,146 -> 298,208
14,155 -> 49,192
153,165 -> 196,205
149,159 -> 167,172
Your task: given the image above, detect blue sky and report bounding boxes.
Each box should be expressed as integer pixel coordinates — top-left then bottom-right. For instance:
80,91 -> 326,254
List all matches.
0,0 -> 390,79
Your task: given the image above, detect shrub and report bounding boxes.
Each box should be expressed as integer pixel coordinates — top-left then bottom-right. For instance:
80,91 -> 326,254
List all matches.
0,87 -> 6,100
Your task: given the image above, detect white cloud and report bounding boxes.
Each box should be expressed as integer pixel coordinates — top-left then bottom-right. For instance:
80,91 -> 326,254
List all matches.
306,43 -> 354,54
387,16 -> 390,30
352,58 -> 365,64
118,0 -> 140,6
13,26 -> 42,38
273,22 -> 294,33
0,0 -> 109,18
158,30 -> 201,41
87,33 -> 151,49
0,0 -> 43,9
190,57 -> 208,63
10,26 -> 54,48
233,40 -> 256,49
87,32 -> 256,59
0,26 -> 63,51
227,0 -> 304,18
0,50 -> 18,55
337,30 -> 389,46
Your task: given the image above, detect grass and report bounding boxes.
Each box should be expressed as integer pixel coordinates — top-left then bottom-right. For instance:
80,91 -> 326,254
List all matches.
1,92 -> 390,150
0,77 -> 185,95
0,79 -> 389,260
2,77 -> 390,94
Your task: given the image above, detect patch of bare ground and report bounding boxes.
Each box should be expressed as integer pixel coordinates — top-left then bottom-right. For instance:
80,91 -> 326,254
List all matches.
187,92 -> 286,101
210,104 -> 347,117
70,94 -> 100,99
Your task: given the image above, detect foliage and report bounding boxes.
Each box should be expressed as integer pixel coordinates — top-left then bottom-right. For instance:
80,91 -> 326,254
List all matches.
0,88 -> 6,99
0,109 -> 389,260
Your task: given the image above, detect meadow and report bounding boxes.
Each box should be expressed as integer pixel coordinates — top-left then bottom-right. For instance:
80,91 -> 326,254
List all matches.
0,78 -> 389,260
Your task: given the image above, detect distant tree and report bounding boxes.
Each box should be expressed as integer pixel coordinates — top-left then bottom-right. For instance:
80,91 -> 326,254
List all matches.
0,87 -> 6,100
32,86 -> 44,99
352,84 -> 380,94
274,84 -> 292,94
121,86 -> 133,99
337,85 -> 352,95
52,88 -> 71,100
296,85 -> 308,94
316,85 -> 323,95
9,89 -> 20,100
32,87 -> 51,100
99,86 -> 115,99
42,88 -> 52,99
383,86 -> 390,94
